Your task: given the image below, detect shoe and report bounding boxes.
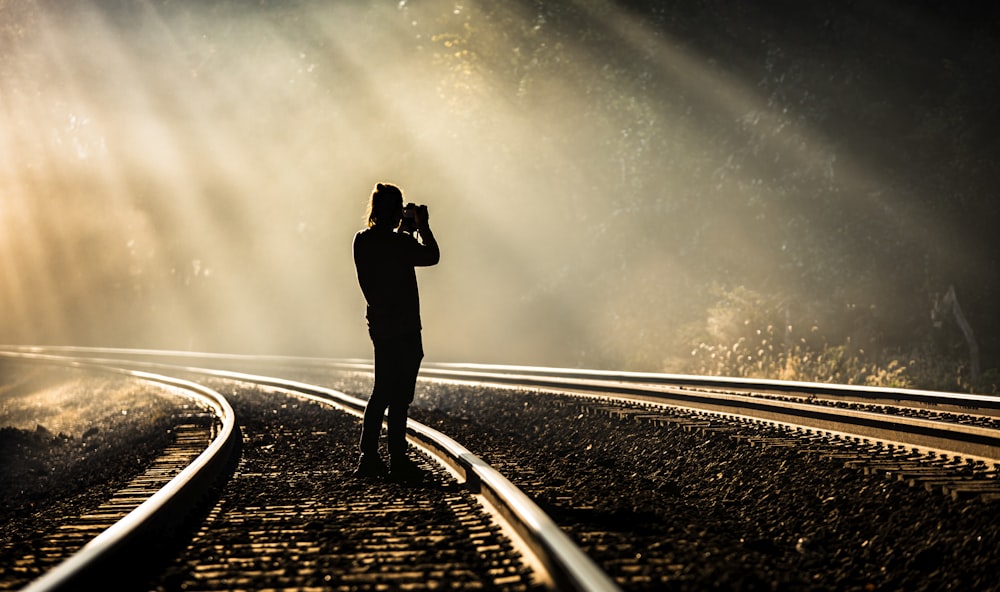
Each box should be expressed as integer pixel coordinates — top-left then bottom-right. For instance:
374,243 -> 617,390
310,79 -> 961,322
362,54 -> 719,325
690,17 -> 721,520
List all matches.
354,453 -> 389,479
390,455 -> 426,483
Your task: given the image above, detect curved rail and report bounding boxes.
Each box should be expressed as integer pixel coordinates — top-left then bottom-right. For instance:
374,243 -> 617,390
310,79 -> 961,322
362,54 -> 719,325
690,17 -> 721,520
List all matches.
201,369 -> 619,592
9,346 -> 1000,460
0,348 -> 620,592
7,347 -> 1000,586
422,361 -> 1000,412
409,363 -> 1000,465
8,346 -> 1000,461
0,352 -> 241,592
259,356 -> 1000,464
15,347 -> 993,413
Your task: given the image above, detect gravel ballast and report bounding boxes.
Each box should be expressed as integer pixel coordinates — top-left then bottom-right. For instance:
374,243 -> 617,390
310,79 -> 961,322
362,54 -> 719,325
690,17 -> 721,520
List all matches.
5,360 -> 1000,591
317,371 -> 1000,591
0,362 -> 200,587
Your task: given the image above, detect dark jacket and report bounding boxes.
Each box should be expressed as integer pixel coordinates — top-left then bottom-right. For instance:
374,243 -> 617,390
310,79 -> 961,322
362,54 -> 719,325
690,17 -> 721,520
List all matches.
353,226 -> 439,338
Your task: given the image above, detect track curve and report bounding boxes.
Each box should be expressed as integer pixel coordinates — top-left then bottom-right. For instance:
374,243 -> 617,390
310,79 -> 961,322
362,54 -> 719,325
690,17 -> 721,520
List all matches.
0,352 -> 240,592
6,346 -> 1000,590
1,348 -> 620,591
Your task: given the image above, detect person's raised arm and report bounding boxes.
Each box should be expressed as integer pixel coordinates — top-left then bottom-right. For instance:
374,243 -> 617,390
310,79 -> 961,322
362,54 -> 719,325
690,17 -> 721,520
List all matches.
412,205 -> 439,266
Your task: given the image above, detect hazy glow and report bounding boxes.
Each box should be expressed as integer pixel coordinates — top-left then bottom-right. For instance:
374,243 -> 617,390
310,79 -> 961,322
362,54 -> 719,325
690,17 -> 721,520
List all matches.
0,366 -> 172,436
0,1 -> 985,373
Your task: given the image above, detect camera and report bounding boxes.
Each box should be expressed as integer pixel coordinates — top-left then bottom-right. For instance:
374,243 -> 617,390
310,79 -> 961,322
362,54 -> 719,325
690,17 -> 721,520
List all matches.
399,203 -> 426,233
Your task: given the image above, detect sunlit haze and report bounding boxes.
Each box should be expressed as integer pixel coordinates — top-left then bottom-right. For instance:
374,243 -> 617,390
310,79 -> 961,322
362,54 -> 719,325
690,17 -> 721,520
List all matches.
2,1 -> 997,386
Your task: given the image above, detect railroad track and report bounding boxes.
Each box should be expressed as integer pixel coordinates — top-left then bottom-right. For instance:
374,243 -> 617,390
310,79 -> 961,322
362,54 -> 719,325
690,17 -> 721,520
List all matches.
1,350 -> 618,591
407,362 -> 1000,495
5,347 -> 1000,589
26,348 -> 1000,461
72,348 -> 1000,474
0,354 -> 239,592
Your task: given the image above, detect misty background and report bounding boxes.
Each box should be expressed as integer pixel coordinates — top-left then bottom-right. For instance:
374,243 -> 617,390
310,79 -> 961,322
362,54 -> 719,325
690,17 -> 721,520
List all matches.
2,0 -> 998,391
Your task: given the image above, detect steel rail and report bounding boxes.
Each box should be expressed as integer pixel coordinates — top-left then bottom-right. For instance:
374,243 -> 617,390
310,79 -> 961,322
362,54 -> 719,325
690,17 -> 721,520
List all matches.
8,346 -> 1000,584
406,365 -> 1000,464
8,347 -> 1000,461
12,347 -> 993,413
0,352 -> 240,592
258,356 -> 1000,463
0,348 -> 621,592
209,371 -> 620,592
420,361 -> 1000,413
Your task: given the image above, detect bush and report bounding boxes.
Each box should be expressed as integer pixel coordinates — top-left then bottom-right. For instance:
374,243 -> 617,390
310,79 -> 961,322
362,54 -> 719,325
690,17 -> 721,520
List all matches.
680,285 -> 991,393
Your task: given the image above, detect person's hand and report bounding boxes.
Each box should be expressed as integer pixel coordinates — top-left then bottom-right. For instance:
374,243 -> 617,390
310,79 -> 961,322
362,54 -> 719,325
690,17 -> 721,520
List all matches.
415,205 -> 430,228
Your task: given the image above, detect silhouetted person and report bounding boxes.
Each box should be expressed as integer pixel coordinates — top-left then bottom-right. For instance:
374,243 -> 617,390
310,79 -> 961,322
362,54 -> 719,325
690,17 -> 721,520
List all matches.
353,182 -> 439,481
